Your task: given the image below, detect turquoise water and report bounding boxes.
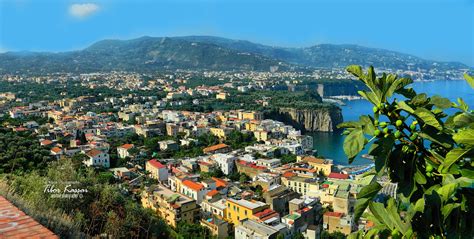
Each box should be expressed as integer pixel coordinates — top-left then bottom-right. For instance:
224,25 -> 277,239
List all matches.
311,80 -> 474,165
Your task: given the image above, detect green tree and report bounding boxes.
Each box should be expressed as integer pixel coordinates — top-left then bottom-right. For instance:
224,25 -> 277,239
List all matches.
175,221 -> 212,239
239,173 -> 251,184
321,231 -> 347,239
339,66 -> 474,238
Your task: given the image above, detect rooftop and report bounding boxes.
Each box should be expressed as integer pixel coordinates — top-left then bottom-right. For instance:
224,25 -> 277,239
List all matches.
227,198 -> 267,210
148,159 -> 166,169
183,180 -> 205,191
0,196 -> 59,238
203,143 -> 230,153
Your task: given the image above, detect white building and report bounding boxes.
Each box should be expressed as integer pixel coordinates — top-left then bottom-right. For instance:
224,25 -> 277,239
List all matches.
210,153 -> 237,175
235,219 -> 288,239
181,180 -> 207,205
117,143 -> 134,159
256,158 -> 281,168
84,149 -> 110,168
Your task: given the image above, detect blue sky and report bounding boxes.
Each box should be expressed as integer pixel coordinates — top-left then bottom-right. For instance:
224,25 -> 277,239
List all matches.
1,0 -> 473,66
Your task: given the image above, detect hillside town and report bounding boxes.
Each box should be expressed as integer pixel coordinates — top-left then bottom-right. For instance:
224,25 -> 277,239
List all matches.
0,79 -> 397,238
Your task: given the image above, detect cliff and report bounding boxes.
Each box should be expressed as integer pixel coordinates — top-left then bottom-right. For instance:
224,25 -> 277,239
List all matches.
267,107 -> 343,132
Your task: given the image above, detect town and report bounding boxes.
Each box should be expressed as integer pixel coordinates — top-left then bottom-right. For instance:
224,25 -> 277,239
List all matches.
0,71 -> 396,239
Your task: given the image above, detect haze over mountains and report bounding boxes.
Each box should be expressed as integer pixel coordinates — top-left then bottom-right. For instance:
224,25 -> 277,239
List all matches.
0,36 -> 471,74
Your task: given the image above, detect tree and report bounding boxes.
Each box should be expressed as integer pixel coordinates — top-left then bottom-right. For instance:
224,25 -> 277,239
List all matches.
321,231 -> 346,239
175,221 -> 212,239
291,233 -> 305,239
339,66 -> 474,238
239,173 -> 251,184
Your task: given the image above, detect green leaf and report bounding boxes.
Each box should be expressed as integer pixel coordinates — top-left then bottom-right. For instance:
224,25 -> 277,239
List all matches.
337,121 -> 362,129
441,148 -> 471,173
369,199 -> 409,234
428,150 -> 446,163
453,113 -> 474,128
417,126 -> 453,149
347,65 -> 364,78
430,95 -> 452,109
411,93 -> 428,106
397,87 -> 417,99
441,203 -> 458,222
414,168 -> 427,185
397,101 -> 415,114
358,181 -> 383,199
360,115 -> 376,135
369,137 -> 395,173
414,107 -> 442,130
357,91 -> 379,105
343,128 -> 366,163
464,73 -> 474,89
436,183 -> 457,203
353,198 -> 370,223
455,98 -> 469,112
461,169 -> 474,179
455,177 -> 474,188
413,198 -> 425,212
453,129 -> 474,146
385,76 -> 413,100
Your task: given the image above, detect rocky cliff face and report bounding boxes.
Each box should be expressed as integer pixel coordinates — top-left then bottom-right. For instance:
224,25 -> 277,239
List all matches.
267,107 -> 343,132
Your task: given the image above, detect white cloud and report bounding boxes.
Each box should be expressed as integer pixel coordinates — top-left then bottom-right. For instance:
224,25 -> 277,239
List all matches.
69,3 -> 100,18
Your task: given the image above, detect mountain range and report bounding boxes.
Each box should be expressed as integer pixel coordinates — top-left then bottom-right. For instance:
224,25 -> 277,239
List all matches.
0,36 -> 471,74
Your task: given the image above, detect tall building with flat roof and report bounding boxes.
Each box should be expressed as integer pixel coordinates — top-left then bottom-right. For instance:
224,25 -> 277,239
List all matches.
141,184 -> 200,228
225,198 -> 269,225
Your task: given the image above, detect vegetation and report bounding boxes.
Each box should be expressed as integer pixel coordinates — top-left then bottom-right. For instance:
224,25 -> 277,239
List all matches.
0,128 -> 51,174
321,231 -> 347,239
339,66 -> 474,238
278,154 -> 297,165
174,221 -> 213,239
224,130 -> 257,149
1,158 -> 171,238
1,36 -> 468,74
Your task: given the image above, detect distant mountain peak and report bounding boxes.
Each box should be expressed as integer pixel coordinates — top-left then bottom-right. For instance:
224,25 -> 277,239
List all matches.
0,35 -> 471,74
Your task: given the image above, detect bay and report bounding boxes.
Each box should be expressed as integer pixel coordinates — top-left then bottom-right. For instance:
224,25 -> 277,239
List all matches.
310,80 -> 474,165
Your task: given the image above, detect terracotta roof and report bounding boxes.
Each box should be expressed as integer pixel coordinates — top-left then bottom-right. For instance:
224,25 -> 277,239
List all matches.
282,171 -> 296,178
86,148 -> 103,157
50,147 -> 62,154
237,160 -> 267,170
148,159 -> 165,169
0,196 -> 59,238
182,180 -> 204,191
207,189 -> 219,197
253,208 -> 279,220
40,139 -> 53,146
119,143 -> 134,150
302,156 -> 328,164
328,172 -> 350,180
212,177 -> 228,188
203,143 -> 229,153
324,211 -> 344,217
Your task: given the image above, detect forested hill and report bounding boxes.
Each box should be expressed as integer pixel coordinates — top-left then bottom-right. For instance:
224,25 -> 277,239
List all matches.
0,36 -> 471,74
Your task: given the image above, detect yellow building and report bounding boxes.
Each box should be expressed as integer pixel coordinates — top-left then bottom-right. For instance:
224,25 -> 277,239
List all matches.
253,130 -> 269,141
281,175 -> 320,197
245,122 -> 258,131
297,155 -> 333,176
238,111 -> 263,121
225,198 -> 269,225
141,184 -> 200,228
210,127 -> 230,139
216,92 -> 228,100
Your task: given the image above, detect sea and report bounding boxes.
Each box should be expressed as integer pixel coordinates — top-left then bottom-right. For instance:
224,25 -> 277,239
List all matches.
310,80 -> 474,165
